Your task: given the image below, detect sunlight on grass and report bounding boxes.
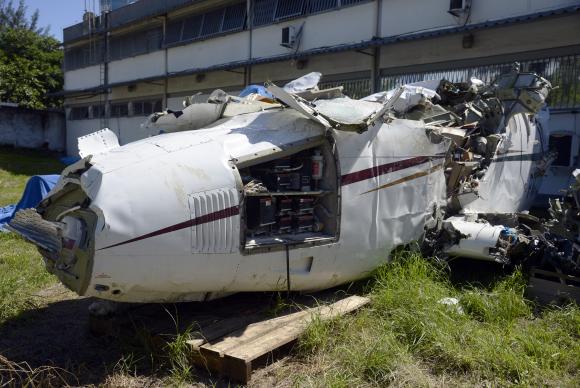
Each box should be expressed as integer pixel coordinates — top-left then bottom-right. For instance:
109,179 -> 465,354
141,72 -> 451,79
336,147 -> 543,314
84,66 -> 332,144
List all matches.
297,252 -> 580,387
0,146 -> 63,206
0,147 -> 63,324
0,233 -> 55,324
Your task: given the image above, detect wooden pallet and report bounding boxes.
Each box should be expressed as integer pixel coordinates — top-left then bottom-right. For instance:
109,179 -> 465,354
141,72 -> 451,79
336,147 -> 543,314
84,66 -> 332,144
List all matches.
526,268 -> 580,304
188,295 -> 369,383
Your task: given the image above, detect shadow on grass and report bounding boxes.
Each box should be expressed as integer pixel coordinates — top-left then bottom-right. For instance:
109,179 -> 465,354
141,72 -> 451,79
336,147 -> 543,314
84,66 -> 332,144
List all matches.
0,146 -> 65,177
0,288 -> 351,386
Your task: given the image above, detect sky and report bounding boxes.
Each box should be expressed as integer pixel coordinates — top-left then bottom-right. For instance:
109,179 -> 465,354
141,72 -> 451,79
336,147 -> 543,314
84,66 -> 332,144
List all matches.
24,0 -> 94,41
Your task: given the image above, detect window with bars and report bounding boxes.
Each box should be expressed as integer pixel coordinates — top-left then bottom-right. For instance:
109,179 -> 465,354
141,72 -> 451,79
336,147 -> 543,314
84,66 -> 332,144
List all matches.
275,0 -> 305,20
69,106 -> 90,120
253,0 -> 366,25
380,55 -> 580,109
132,99 -> 163,116
319,78 -> 371,99
201,9 -> 225,36
91,104 -> 106,119
109,27 -> 163,61
309,0 -> 338,13
64,42 -> 104,71
165,2 -> 246,45
111,102 -> 129,117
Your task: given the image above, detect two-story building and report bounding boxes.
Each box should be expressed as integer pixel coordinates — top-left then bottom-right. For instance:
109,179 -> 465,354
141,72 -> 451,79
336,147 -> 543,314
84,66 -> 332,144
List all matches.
61,0 -> 580,198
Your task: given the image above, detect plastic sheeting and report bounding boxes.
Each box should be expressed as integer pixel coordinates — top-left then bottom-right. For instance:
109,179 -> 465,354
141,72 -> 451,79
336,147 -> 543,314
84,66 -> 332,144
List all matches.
283,72 -> 321,93
0,175 -> 60,231
239,85 -> 274,99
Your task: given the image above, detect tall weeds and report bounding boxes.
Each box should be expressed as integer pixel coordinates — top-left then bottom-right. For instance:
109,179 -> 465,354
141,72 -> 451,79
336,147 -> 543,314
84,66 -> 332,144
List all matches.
297,252 -> 580,386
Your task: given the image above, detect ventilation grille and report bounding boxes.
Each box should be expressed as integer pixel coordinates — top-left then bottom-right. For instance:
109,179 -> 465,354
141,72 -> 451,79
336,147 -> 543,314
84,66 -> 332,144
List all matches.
188,188 -> 240,254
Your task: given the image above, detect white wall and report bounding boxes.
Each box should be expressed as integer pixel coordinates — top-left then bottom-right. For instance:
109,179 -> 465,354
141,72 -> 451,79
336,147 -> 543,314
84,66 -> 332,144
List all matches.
64,65 -> 102,90
168,32 -> 250,73
109,50 -> 166,84
380,0 -> 580,38
252,2 -> 375,59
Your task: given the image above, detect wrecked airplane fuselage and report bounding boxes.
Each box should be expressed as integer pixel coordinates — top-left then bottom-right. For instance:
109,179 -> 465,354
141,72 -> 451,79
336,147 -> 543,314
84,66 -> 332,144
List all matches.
9,70 -> 553,302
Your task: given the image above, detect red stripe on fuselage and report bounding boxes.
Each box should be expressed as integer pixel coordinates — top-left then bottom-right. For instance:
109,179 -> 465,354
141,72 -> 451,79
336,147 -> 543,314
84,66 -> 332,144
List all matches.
98,205 -> 240,250
100,156 -> 441,250
340,155 -> 443,186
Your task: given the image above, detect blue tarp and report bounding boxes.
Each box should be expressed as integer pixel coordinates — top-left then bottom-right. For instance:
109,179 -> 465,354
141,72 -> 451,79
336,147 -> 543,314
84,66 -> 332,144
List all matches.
60,156 -> 81,166
0,175 -> 60,231
239,85 -> 274,99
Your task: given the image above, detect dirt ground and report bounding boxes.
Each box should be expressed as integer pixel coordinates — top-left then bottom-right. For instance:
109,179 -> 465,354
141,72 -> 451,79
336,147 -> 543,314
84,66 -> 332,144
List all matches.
0,284 -> 331,387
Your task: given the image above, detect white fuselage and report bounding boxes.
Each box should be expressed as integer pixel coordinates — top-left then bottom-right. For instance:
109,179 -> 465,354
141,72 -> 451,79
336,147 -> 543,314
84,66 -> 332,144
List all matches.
72,108 -> 540,302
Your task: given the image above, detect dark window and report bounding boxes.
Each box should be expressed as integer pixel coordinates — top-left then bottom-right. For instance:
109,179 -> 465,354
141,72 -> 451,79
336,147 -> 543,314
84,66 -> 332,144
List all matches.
110,27 -> 162,61
309,0 -> 337,13
201,9 -> 225,37
146,28 -> 163,52
165,20 -> 183,43
91,104 -> 105,118
182,15 -> 203,41
111,102 -> 129,117
153,99 -> 162,113
253,0 -> 276,26
449,0 -> 464,10
69,106 -> 89,120
339,0 -> 365,6
64,43 -> 104,71
222,3 -> 246,32
275,0 -> 305,20
133,101 -> 144,116
132,33 -> 148,56
132,99 -> 162,116
549,134 -> 573,167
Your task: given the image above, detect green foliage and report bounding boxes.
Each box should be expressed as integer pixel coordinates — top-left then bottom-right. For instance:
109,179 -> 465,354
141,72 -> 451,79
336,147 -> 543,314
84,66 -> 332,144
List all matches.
165,326 -> 196,386
0,1 -> 62,109
297,252 -> 580,387
0,28 -> 63,109
0,0 -> 47,35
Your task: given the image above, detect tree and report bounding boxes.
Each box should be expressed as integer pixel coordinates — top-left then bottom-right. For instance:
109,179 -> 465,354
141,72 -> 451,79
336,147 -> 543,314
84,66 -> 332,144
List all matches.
0,2 -> 62,109
0,0 -> 48,35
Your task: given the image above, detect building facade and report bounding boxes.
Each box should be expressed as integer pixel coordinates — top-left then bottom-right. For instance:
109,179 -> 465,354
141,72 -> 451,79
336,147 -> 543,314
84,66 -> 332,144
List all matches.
61,0 -> 580,197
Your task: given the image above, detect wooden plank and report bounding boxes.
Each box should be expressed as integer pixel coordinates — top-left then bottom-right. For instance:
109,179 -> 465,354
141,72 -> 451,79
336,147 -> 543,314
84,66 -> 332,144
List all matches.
187,312 -> 264,350
527,276 -> 580,304
194,295 -> 369,383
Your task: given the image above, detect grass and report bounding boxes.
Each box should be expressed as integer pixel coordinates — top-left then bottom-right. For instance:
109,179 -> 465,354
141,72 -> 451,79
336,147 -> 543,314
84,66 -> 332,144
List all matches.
296,252 -> 580,387
0,146 -> 63,324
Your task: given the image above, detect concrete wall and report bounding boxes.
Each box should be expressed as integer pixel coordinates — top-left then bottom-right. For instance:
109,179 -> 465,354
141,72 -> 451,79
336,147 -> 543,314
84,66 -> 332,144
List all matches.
66,116 -> 151,155
0,106 -> 66,151
109,50 -> 166,84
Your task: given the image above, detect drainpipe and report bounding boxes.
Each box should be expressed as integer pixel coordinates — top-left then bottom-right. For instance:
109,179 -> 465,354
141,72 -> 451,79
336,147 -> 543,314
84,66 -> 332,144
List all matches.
103,11 -> 110,128
163,15 -> 169,108
246,0 -> 253,86
371,0 -> 383,93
